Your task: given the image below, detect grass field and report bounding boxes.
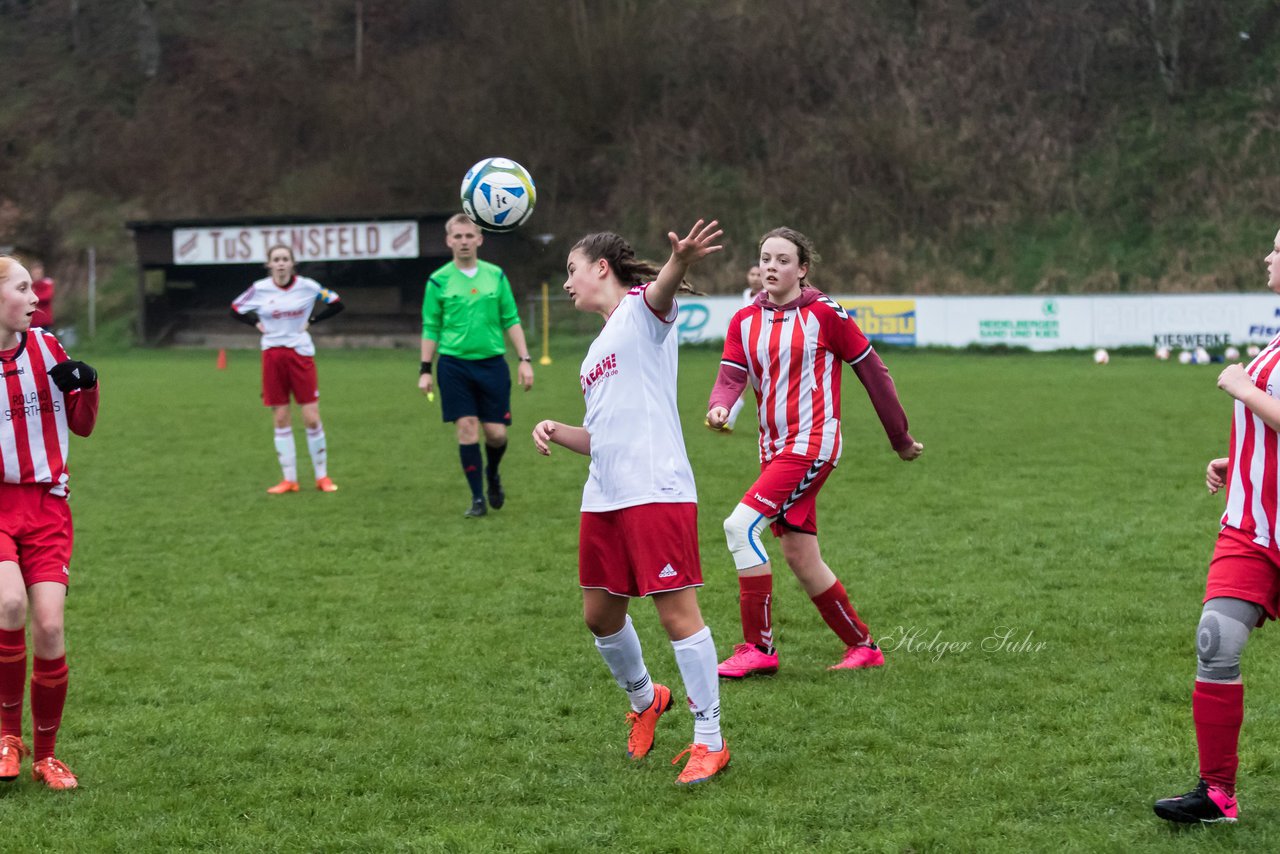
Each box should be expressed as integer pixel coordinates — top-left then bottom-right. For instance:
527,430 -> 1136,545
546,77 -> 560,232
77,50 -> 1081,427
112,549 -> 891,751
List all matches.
3,343 -> 1278,852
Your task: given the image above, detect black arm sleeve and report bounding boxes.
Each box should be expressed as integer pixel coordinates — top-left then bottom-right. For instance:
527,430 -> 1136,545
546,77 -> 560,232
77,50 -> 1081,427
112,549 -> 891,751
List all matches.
231,308 -> 260,326
310,300 -> 345,324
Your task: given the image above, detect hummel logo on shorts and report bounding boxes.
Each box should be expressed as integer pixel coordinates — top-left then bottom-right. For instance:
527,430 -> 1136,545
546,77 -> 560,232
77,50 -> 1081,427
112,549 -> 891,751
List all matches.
658,564 -> 677,579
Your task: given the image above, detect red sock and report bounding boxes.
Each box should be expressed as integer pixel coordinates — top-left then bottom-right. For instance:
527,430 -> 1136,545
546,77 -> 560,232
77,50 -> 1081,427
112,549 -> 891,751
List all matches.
811,580 -> 871,647
1194,680 -> 1244,796
0,629 -> 24,738
738,574 -> 774,653
31,656 -> 68,761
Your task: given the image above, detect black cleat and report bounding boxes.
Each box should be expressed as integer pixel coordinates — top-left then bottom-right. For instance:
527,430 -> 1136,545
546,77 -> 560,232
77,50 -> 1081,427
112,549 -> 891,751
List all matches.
487,477 -> 505,510
1154,779 -> 1238,824
464,498 -> 487,518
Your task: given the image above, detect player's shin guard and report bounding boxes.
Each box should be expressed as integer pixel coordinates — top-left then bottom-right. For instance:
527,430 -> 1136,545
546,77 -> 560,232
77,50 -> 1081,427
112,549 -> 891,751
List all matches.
812,580 -> 871,647
1194,680 -> 1244,796
672,626 -> 722,751
305,424 -> 327,479
31,656 -> 67,761
0,629 -> 25,737
594,615 -> 655,713
274,427 -> 297,482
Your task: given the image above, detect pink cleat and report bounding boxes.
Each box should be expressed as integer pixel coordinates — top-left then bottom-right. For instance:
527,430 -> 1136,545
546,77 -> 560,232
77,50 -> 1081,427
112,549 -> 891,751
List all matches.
717,643 -> 778,678
829,642 -> 885,670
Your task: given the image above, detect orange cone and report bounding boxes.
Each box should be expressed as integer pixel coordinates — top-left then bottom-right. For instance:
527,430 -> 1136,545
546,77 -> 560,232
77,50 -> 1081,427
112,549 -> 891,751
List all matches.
216,348 -> 227,370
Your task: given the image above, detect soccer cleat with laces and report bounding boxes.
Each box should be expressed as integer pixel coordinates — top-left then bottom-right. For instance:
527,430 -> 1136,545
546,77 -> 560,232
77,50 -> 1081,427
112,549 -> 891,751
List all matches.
829,642 -> 886,671
1154,779 -> 1238,824
31,757 -> 77,790
717,643 -> 778,678
0,735 -> 27,781
266,480 -> 300,495
673,741 -> 730,785
315,476 -> 338,492
487,476 -> 505,510
464,498 -> 487,518
625,683 -> 672,759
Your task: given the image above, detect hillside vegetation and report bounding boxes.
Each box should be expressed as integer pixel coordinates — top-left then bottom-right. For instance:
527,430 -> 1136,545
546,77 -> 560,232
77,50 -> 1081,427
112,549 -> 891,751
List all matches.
2,0 -> 1279,333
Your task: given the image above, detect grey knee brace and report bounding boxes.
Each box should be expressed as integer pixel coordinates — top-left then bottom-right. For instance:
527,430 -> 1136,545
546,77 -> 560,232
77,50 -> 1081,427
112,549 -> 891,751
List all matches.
1196,597 -> 1263,682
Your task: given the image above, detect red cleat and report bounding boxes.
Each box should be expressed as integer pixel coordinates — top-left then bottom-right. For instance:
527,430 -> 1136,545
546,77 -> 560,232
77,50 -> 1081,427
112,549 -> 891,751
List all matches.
0,735 -> 27,781
266,480 -> 300,495
315,476 -> 338,493
31,757 -> 77,790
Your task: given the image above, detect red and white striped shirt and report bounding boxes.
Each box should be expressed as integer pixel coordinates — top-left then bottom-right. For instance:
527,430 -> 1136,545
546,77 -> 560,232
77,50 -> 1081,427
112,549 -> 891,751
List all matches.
1223,332 -> 1280,546
719,288 -> 871,463
0,330 -> 98,496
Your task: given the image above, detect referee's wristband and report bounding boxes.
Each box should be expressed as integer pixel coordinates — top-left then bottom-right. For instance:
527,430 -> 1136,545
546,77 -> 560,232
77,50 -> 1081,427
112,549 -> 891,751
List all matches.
420,361 -> 432,375
518,356 -> 532,362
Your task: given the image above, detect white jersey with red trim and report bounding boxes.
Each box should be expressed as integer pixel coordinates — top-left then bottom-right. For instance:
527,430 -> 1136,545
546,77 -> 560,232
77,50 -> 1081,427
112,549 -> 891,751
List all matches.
231,276 -> 339,357
0,330 -> 74,495
579,285 -> 697,512
720,289 -> 872,464
1223,332 -> 1280,546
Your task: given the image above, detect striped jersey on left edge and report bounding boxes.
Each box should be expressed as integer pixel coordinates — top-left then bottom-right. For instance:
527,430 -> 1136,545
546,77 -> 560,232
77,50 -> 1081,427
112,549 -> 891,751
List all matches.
0,330 -> 72,495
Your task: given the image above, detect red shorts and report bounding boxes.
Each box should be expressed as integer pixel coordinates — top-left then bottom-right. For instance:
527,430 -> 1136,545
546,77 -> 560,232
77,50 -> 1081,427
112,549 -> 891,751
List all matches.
579,503 -> 703,597
0,483 -> 73,587
262,348 -> 319,407
740,453 -> 835,537
1205,526 -> 1280,622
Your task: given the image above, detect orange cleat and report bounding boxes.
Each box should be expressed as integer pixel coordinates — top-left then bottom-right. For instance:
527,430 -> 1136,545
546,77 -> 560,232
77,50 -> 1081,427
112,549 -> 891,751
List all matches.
266,480 -> 300,495
31,757 -> 77,790
0,735 -> 27,781
625,683 -> 672,759
315,476 -> 338,493
673,741 -> 730,785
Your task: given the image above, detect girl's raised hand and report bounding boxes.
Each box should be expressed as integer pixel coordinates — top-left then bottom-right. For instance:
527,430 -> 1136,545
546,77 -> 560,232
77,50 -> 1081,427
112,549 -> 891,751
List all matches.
668,219 -> 724,267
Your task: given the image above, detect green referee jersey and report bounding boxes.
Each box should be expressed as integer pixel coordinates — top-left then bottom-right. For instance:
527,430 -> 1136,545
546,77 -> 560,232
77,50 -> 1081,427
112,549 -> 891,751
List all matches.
421,260 -> 521,360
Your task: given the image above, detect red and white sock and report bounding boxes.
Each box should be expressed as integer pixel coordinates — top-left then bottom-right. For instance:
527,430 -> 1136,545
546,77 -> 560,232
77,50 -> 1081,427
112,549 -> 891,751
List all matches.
0,629 -> 25,738
31,656 -> 68,761
811,580 -> 871,647
738,574 -> 774,653
1194,680 -> 1244,796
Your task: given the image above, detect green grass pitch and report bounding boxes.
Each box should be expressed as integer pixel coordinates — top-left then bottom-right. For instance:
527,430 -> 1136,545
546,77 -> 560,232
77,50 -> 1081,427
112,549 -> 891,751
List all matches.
6,344 -> 1278,851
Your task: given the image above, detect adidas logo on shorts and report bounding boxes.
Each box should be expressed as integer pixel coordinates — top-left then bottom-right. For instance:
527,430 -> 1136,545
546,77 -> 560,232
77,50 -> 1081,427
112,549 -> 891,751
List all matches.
658,564 -> 677,579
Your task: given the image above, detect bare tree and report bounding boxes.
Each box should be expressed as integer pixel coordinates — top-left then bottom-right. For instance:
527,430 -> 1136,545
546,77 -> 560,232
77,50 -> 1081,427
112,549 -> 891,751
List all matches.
138,0 -> 160,78
1133,0 -> 1187,99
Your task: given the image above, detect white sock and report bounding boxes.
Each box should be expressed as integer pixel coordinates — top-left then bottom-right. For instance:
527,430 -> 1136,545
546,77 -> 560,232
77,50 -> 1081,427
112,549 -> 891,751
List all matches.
671,625 -> 723,751
727,397 -> 745,428
306,424 -> 327,479
273,427 -> 297,482
593,615 -> 655,713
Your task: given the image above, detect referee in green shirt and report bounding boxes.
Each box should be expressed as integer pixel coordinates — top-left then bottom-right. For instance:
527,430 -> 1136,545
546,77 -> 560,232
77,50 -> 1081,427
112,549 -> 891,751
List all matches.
419,214 -> 535,517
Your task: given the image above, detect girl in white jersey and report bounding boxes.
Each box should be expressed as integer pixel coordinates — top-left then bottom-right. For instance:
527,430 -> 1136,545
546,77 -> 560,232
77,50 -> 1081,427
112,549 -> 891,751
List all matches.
532,221 -> 730,785
707,227 -> 923,678
232,245 -> 344,494
1154,228 -> 1280,826
0,256 -> 99,790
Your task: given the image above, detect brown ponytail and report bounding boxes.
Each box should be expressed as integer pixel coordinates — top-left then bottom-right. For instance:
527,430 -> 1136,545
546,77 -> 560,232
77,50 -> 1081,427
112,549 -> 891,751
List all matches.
572,232 -> 702,294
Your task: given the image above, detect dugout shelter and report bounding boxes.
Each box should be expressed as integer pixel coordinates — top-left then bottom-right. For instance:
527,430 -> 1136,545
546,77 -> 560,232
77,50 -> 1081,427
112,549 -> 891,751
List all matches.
127,213 -> 545,347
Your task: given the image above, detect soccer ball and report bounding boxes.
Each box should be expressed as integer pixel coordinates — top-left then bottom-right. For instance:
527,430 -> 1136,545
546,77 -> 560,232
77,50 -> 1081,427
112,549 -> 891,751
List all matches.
1248,344 -> 1262,357
1178,350 -> 1193,364
460,157 -> 536,232
1154,346 -> 1171,361
1225,345 -> 1241,361
1194,346 -> 1211,364
1093,348 -> 1110,365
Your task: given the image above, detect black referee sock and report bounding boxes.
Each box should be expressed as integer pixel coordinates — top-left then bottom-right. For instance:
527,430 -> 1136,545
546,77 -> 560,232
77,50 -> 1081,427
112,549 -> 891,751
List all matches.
484,441 -> 507,484
459,443 -> 484,501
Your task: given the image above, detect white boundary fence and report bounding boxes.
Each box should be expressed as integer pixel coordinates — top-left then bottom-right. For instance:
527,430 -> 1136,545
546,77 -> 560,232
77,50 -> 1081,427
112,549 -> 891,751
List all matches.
673,294 -> 1280,350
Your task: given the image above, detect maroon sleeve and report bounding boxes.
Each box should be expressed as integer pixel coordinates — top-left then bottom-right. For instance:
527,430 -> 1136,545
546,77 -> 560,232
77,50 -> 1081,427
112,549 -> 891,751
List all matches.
709,310 -> 749,411
851,348 -> 913,452
65,386 -> 99,437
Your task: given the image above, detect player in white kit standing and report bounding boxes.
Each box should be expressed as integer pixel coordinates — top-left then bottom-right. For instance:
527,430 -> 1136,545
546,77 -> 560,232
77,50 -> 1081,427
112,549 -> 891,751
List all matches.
232,245 -> 344,494
532,220 -> 730,785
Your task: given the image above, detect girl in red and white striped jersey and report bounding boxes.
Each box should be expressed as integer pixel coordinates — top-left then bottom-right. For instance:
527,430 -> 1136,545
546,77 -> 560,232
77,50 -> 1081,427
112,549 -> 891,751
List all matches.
1154,228 -> 1280,825
707,227 -> 923,677
231,244 -> 344,494
0,256 -> 99,790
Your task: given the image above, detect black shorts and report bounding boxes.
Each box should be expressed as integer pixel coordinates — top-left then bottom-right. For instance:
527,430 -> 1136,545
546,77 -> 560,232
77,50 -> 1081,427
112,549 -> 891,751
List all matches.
437,354 -> 512,424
